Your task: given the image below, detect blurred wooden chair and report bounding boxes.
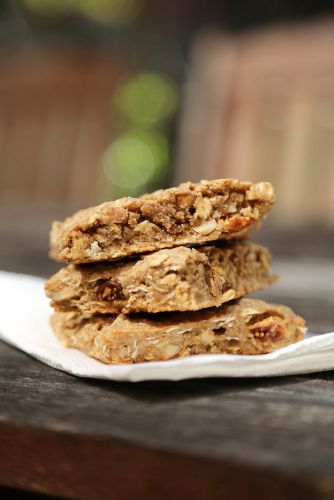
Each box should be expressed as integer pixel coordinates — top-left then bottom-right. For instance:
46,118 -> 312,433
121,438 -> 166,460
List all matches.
0,51 -> 121,211
176,20 -> 334,227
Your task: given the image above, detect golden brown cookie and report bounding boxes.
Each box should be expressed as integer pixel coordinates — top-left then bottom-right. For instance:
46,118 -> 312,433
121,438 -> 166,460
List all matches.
46,241 -> 276,314
50,178 -> 274,263
50,299 -> 305,364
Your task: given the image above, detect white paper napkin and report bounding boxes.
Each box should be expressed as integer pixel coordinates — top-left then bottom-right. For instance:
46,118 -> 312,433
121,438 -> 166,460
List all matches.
0,270 -> 333,382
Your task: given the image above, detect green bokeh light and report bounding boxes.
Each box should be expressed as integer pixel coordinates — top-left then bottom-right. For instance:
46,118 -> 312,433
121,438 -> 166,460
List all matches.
115,73 -> 178,127
20,0 -> 142,23
78,0 -> 142,25
102,130 -> 169,198
20,0 -> 75,16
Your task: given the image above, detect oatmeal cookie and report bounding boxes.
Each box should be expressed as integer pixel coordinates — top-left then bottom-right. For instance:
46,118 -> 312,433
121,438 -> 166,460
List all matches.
46,241 -> 276,314
50,299 -> 305,364
50,178 -> 274,263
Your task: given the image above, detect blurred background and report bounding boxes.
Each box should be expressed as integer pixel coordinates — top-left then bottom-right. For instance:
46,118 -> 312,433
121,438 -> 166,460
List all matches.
0,0 -> 333,331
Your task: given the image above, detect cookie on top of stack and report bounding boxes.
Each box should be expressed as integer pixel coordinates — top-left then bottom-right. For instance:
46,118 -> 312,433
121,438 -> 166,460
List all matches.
45,179 -> 305,364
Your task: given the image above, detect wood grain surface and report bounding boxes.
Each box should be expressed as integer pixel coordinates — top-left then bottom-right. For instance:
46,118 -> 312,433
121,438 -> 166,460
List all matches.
0,209 -> 333,499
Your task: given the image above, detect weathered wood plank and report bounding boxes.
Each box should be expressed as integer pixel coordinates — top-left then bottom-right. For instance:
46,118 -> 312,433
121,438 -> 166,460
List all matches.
0,342 -> 333,484
1,419 -> 328,500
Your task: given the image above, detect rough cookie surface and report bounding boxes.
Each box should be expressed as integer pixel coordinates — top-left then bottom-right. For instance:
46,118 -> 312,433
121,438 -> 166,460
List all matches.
45,241 -> 276,314
50,299 -> 305,364
49,178 -> 275,263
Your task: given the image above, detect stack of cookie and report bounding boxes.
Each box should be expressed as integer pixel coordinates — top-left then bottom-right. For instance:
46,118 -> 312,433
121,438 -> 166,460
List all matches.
45,179 -> 305,364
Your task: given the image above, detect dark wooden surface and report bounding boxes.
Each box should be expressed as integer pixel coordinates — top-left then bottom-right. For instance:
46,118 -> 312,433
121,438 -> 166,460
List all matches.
0,208 -> 333,500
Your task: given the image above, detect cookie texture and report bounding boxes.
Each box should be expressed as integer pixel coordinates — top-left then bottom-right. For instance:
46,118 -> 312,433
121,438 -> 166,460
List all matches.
50,299 -> 305,364
46,241 -> 276,314
49,178 -> 275,263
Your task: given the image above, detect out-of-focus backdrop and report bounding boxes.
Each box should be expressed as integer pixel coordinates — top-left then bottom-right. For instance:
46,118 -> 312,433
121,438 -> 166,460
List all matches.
1,6 -> 333,498
0,1 -> 334,324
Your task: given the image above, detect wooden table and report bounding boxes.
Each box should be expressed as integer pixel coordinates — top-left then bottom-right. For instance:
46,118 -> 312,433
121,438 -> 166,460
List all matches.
0,209 -> 333,500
